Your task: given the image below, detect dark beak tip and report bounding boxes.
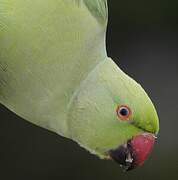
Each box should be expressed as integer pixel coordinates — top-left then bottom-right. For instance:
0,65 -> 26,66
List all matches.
109,153 -> 137,171
108,145 -> 136,171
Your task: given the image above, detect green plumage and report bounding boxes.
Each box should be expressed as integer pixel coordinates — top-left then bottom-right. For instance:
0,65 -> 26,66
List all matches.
0,0 -> 159,158
81,0 -> 108,24
0,0 -> 107,136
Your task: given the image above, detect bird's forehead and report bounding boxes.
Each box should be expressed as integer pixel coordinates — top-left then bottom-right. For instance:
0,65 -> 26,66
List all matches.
111,83 -> 159,134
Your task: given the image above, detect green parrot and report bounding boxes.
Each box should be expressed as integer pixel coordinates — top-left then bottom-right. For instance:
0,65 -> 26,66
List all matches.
0,0 -> 159,170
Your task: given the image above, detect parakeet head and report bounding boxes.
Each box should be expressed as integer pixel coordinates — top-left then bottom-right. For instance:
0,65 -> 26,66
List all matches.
67,58 -> 159,170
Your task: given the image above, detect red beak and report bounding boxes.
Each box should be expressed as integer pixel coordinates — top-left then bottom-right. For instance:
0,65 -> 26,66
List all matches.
109,133 -> 156,171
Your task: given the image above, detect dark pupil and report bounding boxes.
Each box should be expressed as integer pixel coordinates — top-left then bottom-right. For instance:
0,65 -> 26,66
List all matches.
120,108 -> 129,116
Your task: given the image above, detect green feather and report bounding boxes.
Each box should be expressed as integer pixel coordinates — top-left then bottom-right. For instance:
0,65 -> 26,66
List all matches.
0,0 -> 107,137
74,0 -> 108,24
0,0 -> 159,158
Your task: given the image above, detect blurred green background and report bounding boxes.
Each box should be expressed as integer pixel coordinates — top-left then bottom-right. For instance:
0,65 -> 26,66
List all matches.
0,0 -> 178,179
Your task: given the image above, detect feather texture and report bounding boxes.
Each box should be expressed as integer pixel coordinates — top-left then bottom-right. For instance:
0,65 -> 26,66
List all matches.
74,0 -> 108,24
0,0 -> 107,137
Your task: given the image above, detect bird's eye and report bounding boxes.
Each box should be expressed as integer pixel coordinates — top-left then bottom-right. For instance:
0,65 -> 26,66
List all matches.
116,105 -> 132,121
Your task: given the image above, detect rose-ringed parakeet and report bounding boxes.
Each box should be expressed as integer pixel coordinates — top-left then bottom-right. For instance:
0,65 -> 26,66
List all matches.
0,0 -> 159,170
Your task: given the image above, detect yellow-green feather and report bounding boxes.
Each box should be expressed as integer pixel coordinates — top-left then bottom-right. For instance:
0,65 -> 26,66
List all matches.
0,0 -> 107,137
77,0 -> 108,24
0,0 -> 159,158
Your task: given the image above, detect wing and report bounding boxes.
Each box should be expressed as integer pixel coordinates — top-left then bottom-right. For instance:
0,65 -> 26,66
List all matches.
75,0 -> 108,25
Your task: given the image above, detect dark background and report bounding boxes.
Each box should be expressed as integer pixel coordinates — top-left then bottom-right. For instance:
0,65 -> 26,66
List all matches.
0,0 -> 178,179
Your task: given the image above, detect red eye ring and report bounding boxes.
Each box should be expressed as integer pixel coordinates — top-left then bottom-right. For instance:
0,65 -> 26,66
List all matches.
116,105 -> 132,121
